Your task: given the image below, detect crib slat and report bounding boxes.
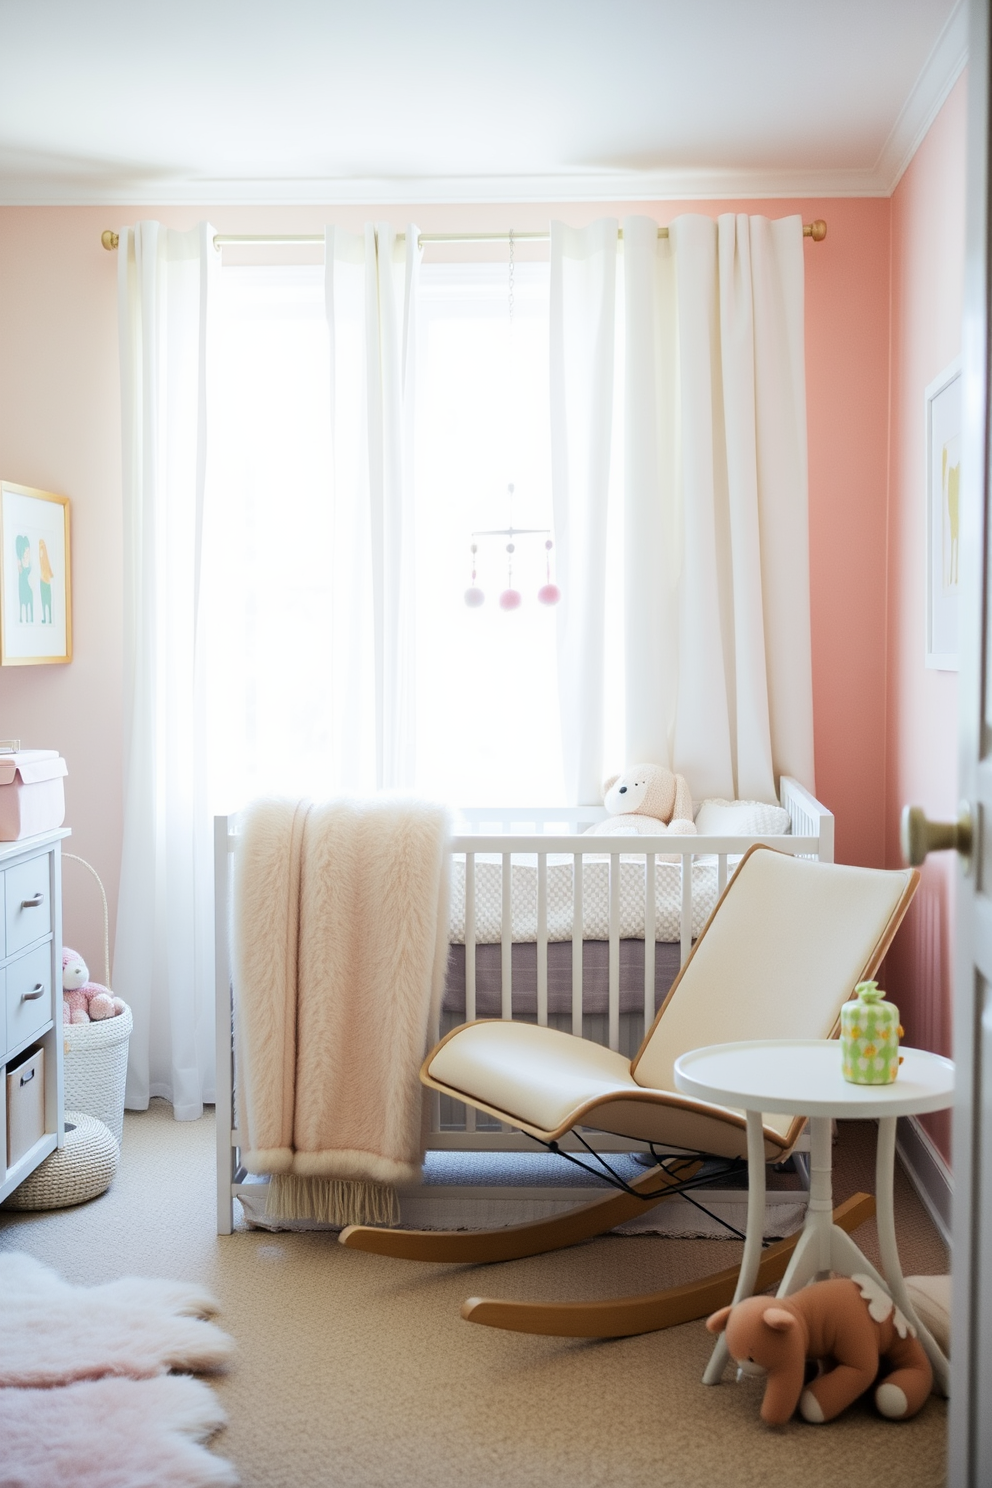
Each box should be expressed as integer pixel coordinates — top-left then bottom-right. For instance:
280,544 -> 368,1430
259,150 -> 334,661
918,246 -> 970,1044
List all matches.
608,852 -> 620,1052
501,852 -> 512,1020
572,853 -> 583,1037
537,852 -> 548,1028
680,850 -> 692,965
464,852 -> 476,1134
644,851 -> 656,1033
465,853 -> 477,1023
718,852 -> 727,896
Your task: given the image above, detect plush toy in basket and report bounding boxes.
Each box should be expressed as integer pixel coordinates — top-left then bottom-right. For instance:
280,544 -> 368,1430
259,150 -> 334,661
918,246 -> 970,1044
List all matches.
706,1274 -> 933,1425
62,947 -> 126,1025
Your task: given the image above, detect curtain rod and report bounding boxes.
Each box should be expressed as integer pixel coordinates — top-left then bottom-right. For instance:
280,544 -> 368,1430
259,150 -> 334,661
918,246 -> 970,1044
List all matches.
100,219 -> 827,252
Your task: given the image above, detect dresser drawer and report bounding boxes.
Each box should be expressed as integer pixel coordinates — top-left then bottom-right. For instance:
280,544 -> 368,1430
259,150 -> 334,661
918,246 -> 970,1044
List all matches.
5,944 -> 53,1052
4,855 -> 52,957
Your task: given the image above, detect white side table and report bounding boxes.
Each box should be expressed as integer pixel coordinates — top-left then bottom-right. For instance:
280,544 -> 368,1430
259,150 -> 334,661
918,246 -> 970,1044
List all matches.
674,1039 -> 954,1395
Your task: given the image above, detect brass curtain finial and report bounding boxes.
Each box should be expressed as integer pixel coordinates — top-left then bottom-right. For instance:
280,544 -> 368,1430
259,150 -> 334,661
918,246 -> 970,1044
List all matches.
102,219 -> 828,251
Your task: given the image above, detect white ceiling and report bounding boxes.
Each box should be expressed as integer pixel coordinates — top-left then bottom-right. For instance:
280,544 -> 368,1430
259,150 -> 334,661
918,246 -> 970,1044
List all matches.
0,0 -> 968,205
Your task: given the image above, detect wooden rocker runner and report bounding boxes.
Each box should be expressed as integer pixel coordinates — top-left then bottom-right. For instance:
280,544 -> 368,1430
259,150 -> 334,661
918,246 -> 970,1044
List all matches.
341,847 -> 918,1338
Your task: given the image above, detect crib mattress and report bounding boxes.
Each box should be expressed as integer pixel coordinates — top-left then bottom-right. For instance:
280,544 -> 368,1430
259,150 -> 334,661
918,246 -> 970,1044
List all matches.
448,853 -> 722,944
443,939 -> 683,1019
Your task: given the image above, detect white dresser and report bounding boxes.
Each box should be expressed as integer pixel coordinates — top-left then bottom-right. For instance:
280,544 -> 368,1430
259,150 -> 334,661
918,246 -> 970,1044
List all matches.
0,828 -> 68,1203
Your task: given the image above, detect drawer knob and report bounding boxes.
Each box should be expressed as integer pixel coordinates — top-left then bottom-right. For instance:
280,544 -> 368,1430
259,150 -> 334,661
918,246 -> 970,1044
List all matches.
22,983 -> 46,1001
20,892 -> 45,909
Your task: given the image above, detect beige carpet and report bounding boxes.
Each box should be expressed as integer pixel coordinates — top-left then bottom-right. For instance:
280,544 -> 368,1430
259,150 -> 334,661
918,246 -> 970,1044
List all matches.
0,1103 -> 948,1488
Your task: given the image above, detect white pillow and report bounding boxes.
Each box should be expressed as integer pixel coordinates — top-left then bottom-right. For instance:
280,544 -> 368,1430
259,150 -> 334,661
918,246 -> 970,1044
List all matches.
904,1275 -> 951,1357
693,798 -> 792,836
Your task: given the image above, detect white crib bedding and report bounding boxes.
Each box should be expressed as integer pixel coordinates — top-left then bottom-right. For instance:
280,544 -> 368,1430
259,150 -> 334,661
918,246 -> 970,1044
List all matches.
448,852 -> 723,944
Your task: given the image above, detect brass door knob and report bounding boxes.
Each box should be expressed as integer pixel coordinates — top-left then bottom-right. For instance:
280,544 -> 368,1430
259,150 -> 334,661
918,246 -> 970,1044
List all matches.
900,803 -> 973,867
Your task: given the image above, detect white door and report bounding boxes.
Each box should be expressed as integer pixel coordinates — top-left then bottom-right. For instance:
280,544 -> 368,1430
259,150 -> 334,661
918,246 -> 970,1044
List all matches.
909,3 -> 992,1480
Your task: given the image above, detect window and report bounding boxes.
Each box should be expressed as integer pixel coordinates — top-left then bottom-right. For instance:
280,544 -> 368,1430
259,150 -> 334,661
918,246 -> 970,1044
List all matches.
205,256 -> 572,811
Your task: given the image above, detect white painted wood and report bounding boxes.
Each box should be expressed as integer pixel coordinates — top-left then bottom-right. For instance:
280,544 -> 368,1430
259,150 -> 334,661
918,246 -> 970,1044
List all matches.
500,852 -> 512,1020
950,7 -> 991,1475
0,828 -> 69,1207
608,851 -> 620,1052
537,852 -> 548,1028
675,1041 -> 955,1120
571,851 -> 583,1039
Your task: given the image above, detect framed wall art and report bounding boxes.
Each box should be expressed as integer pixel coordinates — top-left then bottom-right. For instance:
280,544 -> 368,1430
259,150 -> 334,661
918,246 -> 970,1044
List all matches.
925,357 -> 962,671
0,481 -> 72,665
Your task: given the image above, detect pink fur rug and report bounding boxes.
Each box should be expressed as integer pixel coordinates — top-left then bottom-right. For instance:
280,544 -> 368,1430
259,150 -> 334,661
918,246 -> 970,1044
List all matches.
0,1252 -> 234,1386
0,1254 -> 237,1486
0,1375 -> 238,1487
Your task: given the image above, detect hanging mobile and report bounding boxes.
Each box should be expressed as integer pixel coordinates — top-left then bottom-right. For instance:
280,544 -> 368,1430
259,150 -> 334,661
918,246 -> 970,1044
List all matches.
499,537 -> 522,610
464,542 -> 485,607
461,227 -> 563,612
537,538 -> 561,606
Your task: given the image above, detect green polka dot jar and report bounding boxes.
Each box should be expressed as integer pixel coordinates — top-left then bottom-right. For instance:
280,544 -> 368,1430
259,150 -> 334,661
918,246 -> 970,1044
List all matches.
841,981 -> 904,1085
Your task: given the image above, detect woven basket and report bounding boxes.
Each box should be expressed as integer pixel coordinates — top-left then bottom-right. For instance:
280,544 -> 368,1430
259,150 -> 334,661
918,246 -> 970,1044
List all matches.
2,1112 -> 119,1211
63,1003 -> 132,1146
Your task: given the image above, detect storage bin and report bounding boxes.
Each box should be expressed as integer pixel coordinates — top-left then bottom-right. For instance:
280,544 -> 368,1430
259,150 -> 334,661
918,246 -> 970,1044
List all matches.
6,1045 -> 45,1169
0,751 -> 67,840
63,1003 -> 132,1146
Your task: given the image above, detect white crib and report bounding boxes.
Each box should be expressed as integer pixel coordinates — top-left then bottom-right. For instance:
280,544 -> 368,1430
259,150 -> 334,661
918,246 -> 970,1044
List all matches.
215,776 -> 832,1233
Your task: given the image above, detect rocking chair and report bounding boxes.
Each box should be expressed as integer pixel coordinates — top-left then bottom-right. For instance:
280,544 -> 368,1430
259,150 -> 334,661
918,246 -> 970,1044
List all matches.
340,846 -> 918,1339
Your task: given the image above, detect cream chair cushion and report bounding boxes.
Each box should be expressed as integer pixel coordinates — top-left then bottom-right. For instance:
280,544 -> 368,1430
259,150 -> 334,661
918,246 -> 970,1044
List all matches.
633,852 -> 914,1094
428,1021 -> 636,1134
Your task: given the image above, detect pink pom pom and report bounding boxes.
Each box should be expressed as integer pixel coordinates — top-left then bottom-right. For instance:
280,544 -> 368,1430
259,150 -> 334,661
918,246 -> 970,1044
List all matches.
499,588 -> 522,611
537,583 -> 561,606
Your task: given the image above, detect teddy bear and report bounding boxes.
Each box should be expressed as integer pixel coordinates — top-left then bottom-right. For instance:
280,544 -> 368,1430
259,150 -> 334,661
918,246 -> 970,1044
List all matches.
584,763 -> 696,839
62,946 -> 126,1024
706,1274 -> 933,1426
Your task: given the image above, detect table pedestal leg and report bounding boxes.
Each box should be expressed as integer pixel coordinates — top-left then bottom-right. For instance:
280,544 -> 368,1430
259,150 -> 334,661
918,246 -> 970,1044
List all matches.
873,1115 -> 950,1396
702,1110 -> 766,1385
775,1116 -> 835,1296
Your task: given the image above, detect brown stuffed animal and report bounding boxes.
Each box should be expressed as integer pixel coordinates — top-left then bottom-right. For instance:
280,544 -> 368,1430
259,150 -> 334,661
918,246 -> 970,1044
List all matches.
706,1275 -> 933,1426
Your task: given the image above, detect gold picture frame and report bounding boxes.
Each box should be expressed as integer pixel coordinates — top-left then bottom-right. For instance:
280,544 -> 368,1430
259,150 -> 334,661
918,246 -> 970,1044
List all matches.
925,358 -> 961,671
0,481 -> 72,665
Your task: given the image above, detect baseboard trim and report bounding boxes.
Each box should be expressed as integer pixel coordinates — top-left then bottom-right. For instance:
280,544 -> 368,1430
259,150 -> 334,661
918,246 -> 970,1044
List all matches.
897,1114 -> 952,1248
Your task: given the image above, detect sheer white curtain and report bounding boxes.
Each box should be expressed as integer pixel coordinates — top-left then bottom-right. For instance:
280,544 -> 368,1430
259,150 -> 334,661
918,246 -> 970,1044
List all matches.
551,212 -> 815,805
549,220 -> 618,806
115,222 -> 216,1119
325,223 -> 421,791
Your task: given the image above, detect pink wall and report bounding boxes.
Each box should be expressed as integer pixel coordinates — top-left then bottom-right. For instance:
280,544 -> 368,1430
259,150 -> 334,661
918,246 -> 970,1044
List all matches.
882,76 -> 968,1161
0,182 -> 924,982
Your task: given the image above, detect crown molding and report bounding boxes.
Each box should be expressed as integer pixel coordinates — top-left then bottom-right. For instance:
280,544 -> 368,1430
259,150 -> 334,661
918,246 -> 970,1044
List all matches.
0,163 -> 903,208
872,0 -> 968,193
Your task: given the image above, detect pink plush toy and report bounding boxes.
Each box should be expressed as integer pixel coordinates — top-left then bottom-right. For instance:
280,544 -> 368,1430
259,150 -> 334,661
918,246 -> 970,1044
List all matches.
61,947 -> 126,1024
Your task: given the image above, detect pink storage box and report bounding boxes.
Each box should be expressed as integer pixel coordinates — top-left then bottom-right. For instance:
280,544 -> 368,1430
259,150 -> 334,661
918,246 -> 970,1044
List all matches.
0,750 -> 67,840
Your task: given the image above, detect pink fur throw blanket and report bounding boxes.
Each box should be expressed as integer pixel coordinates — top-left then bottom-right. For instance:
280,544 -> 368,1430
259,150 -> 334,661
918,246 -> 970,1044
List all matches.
0,1252 -> 233,1386
0,1253 -> 236,1487
0,1375 -> 238,1488
233,797 -> 450,1226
